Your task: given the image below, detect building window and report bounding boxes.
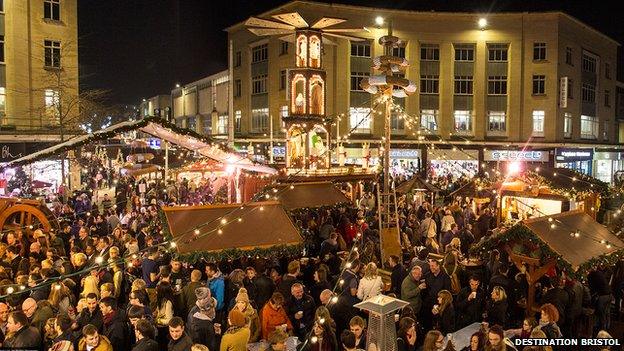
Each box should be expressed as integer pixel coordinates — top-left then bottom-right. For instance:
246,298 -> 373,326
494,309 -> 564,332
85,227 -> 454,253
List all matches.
44,0 -> 60,21
488,44 -> 508,62
216,115 -> 228,134
420,110 -> 438,132
567,79 -> 573,99
234,51 -> 241,67
251,74 -> 267,95
0,0 -> 3,12
532,110 -> 544,136
0,35 -> 4,63
488,76 -> 507,95
454,110 -> 472,133
420,44 -> 439,61
533,42 -> 546,61
603,120 -> 609,140
605,90 -> 611,107
234,79 -> 241,98
565,47 -> 573,65
279,70 -> 286,90
44,40 -> 61,68
454,44 -> 474,61
580,115 -> 598,139
488,111 -> 506,132
532,75 -> 545,95
564,112 -> 572,138
350,42 -> 371,57
280,105 -> 288,119
392,46 -> 406,58
581,83 -> 595,103
582,52 -> 597,73
235,110 -> 241,132
349,107 -> 371,133
454,76 -> 473,95
280,41 -> 289,55
420,75 -> 439,94
0,87 -> 6,118
251,44 -> 268,63
605,62 -> 611,79
350,72 -> 369,91
251,108 -> 269,132
45,89 -> 60,122
391,111 -> 405,132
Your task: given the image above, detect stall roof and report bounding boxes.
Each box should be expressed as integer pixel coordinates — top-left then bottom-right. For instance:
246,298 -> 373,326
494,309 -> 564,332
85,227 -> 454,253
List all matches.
269,182 -> 351,210
395,177 -> 441,194
1,116 -> 276,174
534,167 -> 608,192
523,210 -> 624,270
163,201 -> 302,254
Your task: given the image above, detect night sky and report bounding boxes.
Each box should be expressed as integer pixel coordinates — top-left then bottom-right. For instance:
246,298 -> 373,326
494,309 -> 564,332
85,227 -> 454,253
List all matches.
78,0 -> 623,105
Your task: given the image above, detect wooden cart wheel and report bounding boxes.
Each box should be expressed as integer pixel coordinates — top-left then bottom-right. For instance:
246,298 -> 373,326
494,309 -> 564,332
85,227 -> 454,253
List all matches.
0,204 -> 54,234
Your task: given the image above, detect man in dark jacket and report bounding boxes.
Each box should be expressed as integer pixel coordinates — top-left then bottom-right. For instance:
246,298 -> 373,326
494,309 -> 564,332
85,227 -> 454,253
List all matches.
278,260 -> 302,299
167,317 -> 193,351
187,287 -> 218,351
132,319 -> 159,351
388,255 -> 407,298
254,269 -> 276,310
423,259 -> 451,329
285,283 -> 316,339
2,311 -> 41,349
587,268 -> 612,331
53,314 -> 77,345
455,276 -> 486,328
100,296 -> 128,351
540,276 -> 569,326
76,293 -> 104,332
181,269 -> 204,317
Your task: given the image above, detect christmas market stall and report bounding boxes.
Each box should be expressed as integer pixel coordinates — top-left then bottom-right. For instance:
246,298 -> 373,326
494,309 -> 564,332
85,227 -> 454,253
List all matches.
395,176 -> 441,205
474,210 -> 624,316
259,182 -> 351,211
162,201 -> 302,261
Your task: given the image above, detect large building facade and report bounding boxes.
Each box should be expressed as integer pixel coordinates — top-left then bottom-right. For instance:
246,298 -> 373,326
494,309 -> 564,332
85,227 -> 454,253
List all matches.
221,1 -> 622,182
0,0 -> 78,135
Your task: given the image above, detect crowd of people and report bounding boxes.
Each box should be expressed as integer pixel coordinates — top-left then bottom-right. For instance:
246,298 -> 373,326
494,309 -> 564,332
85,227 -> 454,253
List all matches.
0,171 -> 622,351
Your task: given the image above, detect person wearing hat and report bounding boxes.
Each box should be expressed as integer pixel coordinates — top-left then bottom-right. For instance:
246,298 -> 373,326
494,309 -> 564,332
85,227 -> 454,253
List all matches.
187,287 -> 217,351
219,308 -> 250,351
232,288 -> 260,342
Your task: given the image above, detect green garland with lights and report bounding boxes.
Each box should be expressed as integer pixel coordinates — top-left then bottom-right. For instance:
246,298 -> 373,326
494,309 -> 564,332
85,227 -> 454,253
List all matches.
0,116 -> 225,171
471,224 -> 624,280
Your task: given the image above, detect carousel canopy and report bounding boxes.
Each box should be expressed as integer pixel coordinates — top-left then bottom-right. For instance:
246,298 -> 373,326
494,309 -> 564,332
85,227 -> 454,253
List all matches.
1,117 -> 276,174
268,182 -> 351,210
521,210 -> 623,270
395,176 -> 441,194
163,201 -> 302,254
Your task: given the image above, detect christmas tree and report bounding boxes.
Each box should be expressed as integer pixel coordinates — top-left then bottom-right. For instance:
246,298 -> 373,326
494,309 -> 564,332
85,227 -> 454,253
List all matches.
7,166 -> 32,197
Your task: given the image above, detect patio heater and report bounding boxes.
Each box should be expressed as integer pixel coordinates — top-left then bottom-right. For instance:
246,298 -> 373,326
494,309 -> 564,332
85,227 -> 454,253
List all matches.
354,295 -> 409,351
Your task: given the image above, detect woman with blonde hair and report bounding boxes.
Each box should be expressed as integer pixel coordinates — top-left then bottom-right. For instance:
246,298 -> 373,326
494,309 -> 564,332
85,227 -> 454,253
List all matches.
357,262 -> 384,301
422,330 -> 444,351
432,289 -> 455,334
487,286 -> 508,328
48,282 -> 73,315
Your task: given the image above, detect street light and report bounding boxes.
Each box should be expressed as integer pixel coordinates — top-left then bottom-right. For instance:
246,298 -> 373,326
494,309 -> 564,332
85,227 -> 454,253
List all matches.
175,83 -> 181,88
375,16 -> 384,26
478,18 -> 488,30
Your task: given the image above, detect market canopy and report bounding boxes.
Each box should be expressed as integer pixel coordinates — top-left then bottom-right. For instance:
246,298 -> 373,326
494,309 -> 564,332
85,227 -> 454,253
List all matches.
163,201 -> 302,257
267,182 -> 351,210
1,116 -> 276,174
395,176 -> 441,194
531,167 -> 608,193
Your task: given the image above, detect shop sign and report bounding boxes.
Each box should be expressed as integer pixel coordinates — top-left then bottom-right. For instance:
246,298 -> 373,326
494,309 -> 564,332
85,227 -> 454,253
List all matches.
1,142 -> 53,163
272,146 -> 286,157
555,148 -> 593,162
148,138 -> 161,149
485,150 -> 549,162
560,77 -> 568,108
389,149 -> 421,159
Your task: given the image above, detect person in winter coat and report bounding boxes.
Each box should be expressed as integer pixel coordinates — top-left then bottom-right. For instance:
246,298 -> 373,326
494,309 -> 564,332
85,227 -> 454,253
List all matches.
167,317 -> 194,351
455,276 -> 486,328
261,292 -> 293,340
132,319 -> 159,351
303,320 -> 338,351
232,288 -> 260,342
285,283 -> 315,340
181,270 -> 204,318
2,311 -> 41,350
77,324 -> 113,351
432,290 -> 455,335
99,297 -> 128,351
401,265 -> 425,314
206,263 -> 225,311
357,262 -> 384,301
389,255 -> 408,298
486,286 -> 509,329
536,303 -> 562,340
396,317 -> 418,351
219,308 -> 250,351
187,287 -> 218,351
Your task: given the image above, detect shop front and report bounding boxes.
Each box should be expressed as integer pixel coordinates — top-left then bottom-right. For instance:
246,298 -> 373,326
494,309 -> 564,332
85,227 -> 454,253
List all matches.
427,148 -> 479,179
593,151 -> 624,184
389,148 -> 422,175
483,149 -> 551,174
555,148 -> 593,176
